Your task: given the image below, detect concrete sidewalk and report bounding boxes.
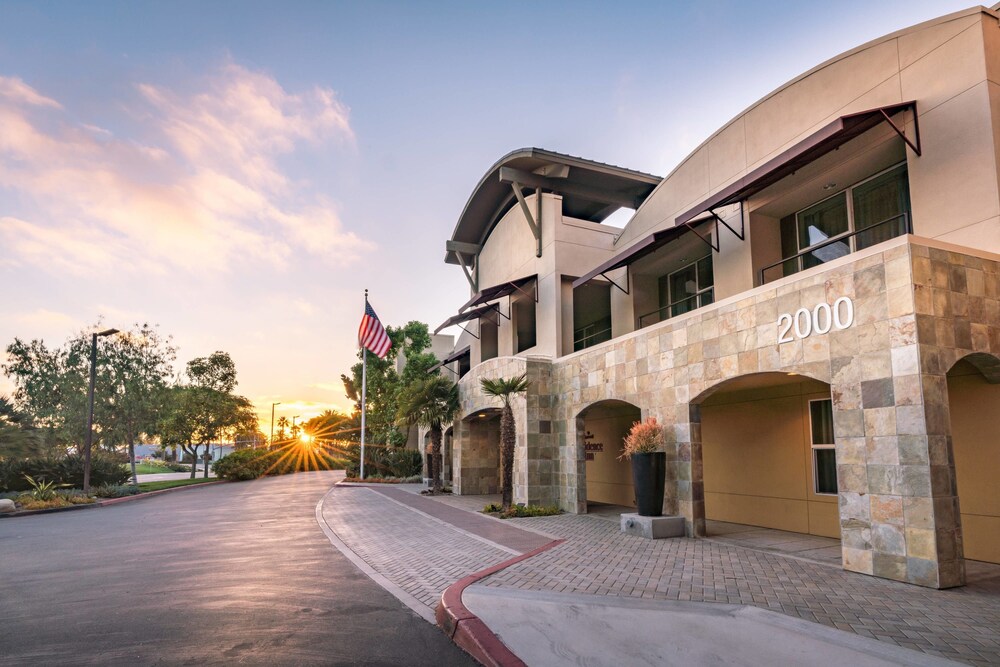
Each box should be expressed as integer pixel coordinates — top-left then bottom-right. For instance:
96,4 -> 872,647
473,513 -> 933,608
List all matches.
319,484 -> 999,666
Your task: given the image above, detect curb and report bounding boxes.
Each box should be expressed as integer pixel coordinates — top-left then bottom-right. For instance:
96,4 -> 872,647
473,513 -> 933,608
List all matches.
436,538 -> 565,667
0,479 -> 228,518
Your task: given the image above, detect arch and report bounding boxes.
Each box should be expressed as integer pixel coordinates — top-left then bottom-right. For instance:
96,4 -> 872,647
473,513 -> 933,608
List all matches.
575,399 -> 643,512
692,371 -> 841,544
691,370 -> 831,406
948,352 -> 1000,384
455,407 -> 503,495
946,352 -> 1000,564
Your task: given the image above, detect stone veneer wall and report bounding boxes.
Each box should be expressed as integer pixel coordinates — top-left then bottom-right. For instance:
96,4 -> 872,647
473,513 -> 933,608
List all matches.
454,356 -> 556,505
454,237 -> 1000,588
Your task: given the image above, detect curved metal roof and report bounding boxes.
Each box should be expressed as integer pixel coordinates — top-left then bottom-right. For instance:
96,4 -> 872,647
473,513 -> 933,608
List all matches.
445,148 -> 660,265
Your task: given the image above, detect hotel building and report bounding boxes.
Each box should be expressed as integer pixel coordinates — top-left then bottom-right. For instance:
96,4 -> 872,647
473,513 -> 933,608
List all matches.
430,5 -> 1000,589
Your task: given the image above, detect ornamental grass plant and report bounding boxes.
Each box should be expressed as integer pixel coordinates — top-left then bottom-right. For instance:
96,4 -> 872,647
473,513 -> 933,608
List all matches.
618,417 -> 664,460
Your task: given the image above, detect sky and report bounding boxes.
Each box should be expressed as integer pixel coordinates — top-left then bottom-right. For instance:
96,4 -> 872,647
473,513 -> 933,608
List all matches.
0,0 -> 975,429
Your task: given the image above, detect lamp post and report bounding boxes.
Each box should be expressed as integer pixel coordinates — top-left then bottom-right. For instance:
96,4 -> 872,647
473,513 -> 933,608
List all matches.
292,415 -> 300,438
270,402 -> 281,448
83,327 -> 119,494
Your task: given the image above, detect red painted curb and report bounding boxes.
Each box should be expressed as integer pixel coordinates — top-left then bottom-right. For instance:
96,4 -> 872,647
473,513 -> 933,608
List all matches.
436,538 -> 565,667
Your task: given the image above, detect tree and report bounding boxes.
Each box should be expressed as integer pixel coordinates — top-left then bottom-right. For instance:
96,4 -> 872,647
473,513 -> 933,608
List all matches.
159,352 -> 257,479
3,337 -> 89,452
303,409 -> 358,461
4,323 -> 175,474
479,373 -> 530,510
275,416 -> 290,444
342,321 -> 440,448
397,377 -> 458,493
0,395 -> 46,460
78,324 -> 175,484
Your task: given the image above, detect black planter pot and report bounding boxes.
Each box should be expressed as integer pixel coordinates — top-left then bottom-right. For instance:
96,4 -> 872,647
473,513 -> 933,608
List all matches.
631,451 -> 666,517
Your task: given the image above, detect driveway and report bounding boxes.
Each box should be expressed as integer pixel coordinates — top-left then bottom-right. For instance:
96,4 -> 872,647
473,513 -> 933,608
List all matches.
0,470 -> 473,666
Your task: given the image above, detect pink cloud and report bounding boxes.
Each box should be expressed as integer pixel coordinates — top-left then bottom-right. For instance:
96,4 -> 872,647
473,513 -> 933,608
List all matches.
0,67 -> 370,276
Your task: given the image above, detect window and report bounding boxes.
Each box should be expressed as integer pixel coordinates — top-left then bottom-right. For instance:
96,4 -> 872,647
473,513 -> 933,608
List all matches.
480,315 -> 498,362
658,255 -> 714,319
776,164 -> 910,280
809,399 -> 837,495
514,295 -> 536,353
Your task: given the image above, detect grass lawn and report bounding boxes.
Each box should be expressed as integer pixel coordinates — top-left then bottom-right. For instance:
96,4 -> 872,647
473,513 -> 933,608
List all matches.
137,478 -> 223,492
133,462 -> 176,474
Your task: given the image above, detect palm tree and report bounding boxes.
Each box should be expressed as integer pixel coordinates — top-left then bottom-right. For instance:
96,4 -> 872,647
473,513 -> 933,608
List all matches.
397,376 -> 459,494
479,373 -> 530,510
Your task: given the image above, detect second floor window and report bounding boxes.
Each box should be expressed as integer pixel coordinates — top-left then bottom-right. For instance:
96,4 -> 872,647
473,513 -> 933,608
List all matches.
777,163 -> 910,279
659,255 -> 714,319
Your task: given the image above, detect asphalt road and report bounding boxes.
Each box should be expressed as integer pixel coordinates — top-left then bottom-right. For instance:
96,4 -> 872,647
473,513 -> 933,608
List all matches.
0,471 -> 474,666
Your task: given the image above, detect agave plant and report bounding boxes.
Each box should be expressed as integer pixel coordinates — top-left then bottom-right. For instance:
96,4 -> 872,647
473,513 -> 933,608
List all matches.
23,474 -> 60,501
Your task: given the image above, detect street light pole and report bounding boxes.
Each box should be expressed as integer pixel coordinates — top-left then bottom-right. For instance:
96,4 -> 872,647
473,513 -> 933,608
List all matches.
83,327 -> 119,494
292,416 -> 300,438
270,402 -> 281,448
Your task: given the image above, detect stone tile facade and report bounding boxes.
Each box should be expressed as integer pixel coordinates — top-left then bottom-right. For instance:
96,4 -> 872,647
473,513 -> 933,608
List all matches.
451,236 -> 1000,588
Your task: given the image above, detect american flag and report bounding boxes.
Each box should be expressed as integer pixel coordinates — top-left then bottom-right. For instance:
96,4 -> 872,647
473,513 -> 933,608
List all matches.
358,300 -> 392,359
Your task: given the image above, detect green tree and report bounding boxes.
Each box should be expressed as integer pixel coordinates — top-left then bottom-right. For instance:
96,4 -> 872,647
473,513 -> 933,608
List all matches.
159,352 -> 257,479
3,337 -> 89,451
396,377 -> 458,493
0,395 -> 46,460
75,324 -> 175,484
3,323 -> 175,470
479,373 -> 530,510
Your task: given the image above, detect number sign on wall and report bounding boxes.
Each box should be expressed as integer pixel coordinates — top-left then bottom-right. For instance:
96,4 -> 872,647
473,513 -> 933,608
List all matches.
777,296 -> 854,343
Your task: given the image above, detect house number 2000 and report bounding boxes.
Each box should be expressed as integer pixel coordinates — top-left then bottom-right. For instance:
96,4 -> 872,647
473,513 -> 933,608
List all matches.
777,296 -> 854,343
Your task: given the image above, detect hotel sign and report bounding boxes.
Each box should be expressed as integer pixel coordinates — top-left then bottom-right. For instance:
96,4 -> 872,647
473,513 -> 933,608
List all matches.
777,296 -> 854,343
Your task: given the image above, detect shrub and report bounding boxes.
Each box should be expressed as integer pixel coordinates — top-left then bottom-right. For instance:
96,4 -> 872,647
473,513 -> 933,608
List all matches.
344,445 -> 421,479
483,503 -> 562,519
213,447 -> 343,481
618,418 -> 664,460
93,483 -> 142,498
0,454 -> 129,492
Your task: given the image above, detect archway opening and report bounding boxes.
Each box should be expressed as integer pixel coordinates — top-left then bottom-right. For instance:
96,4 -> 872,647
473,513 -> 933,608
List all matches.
577,400 -> 641,513
696,372 -> 841,560
460,408 -> 502,495
947,354 -> 1000,565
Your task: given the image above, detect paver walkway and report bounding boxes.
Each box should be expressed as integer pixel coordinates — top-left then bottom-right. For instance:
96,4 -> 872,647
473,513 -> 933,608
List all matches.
483,514 -> 1000,666
321,485 -> 548,611
323,484 -> 1000,665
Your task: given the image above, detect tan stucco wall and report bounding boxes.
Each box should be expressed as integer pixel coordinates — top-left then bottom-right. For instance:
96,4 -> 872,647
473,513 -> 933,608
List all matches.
472,193 -> 618,361
702,382 -> 839,538
605,9 -> 1000,307
947,362 -> 1000,564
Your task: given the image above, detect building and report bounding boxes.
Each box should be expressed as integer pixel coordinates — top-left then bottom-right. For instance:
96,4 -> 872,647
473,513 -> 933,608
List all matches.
431,5 -> 1000,589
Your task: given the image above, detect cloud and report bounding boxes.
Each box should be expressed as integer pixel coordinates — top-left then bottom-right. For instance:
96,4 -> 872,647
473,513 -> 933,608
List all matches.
0,66 -> 371,276
13,308 -> 81,333
0,76 -> 61,108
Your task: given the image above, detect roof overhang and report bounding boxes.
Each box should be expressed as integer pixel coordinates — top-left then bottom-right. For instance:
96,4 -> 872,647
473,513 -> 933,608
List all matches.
675,101 -> 920,226
571,225 -> 695,289
462,275 -> 537,311
445,148 -> 661,265
433,303 -> 499,334
428,345 -> 471,373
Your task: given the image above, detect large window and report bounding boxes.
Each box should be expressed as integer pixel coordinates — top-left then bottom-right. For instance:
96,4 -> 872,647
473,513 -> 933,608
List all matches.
658,255 -> 714,319
809,399 -> 837,495
514,295 -> 536,353
773,164 -> 910,282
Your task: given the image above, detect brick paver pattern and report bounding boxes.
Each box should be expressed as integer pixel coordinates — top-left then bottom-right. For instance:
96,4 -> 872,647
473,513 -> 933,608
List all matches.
483,514 -> 1000,666
322,486 -> 515,610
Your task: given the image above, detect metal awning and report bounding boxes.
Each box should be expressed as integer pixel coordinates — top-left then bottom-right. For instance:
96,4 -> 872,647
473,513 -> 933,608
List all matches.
462,275 -> 537,310
433,303 -> 499,335
429,345 -> 472,373
441,345 -> 471,365
675,101 -> 920,227
570,224 -> 694,291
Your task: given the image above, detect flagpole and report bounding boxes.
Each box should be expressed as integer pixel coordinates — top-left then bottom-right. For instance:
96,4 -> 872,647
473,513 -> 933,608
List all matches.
360,289 -> 368,479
